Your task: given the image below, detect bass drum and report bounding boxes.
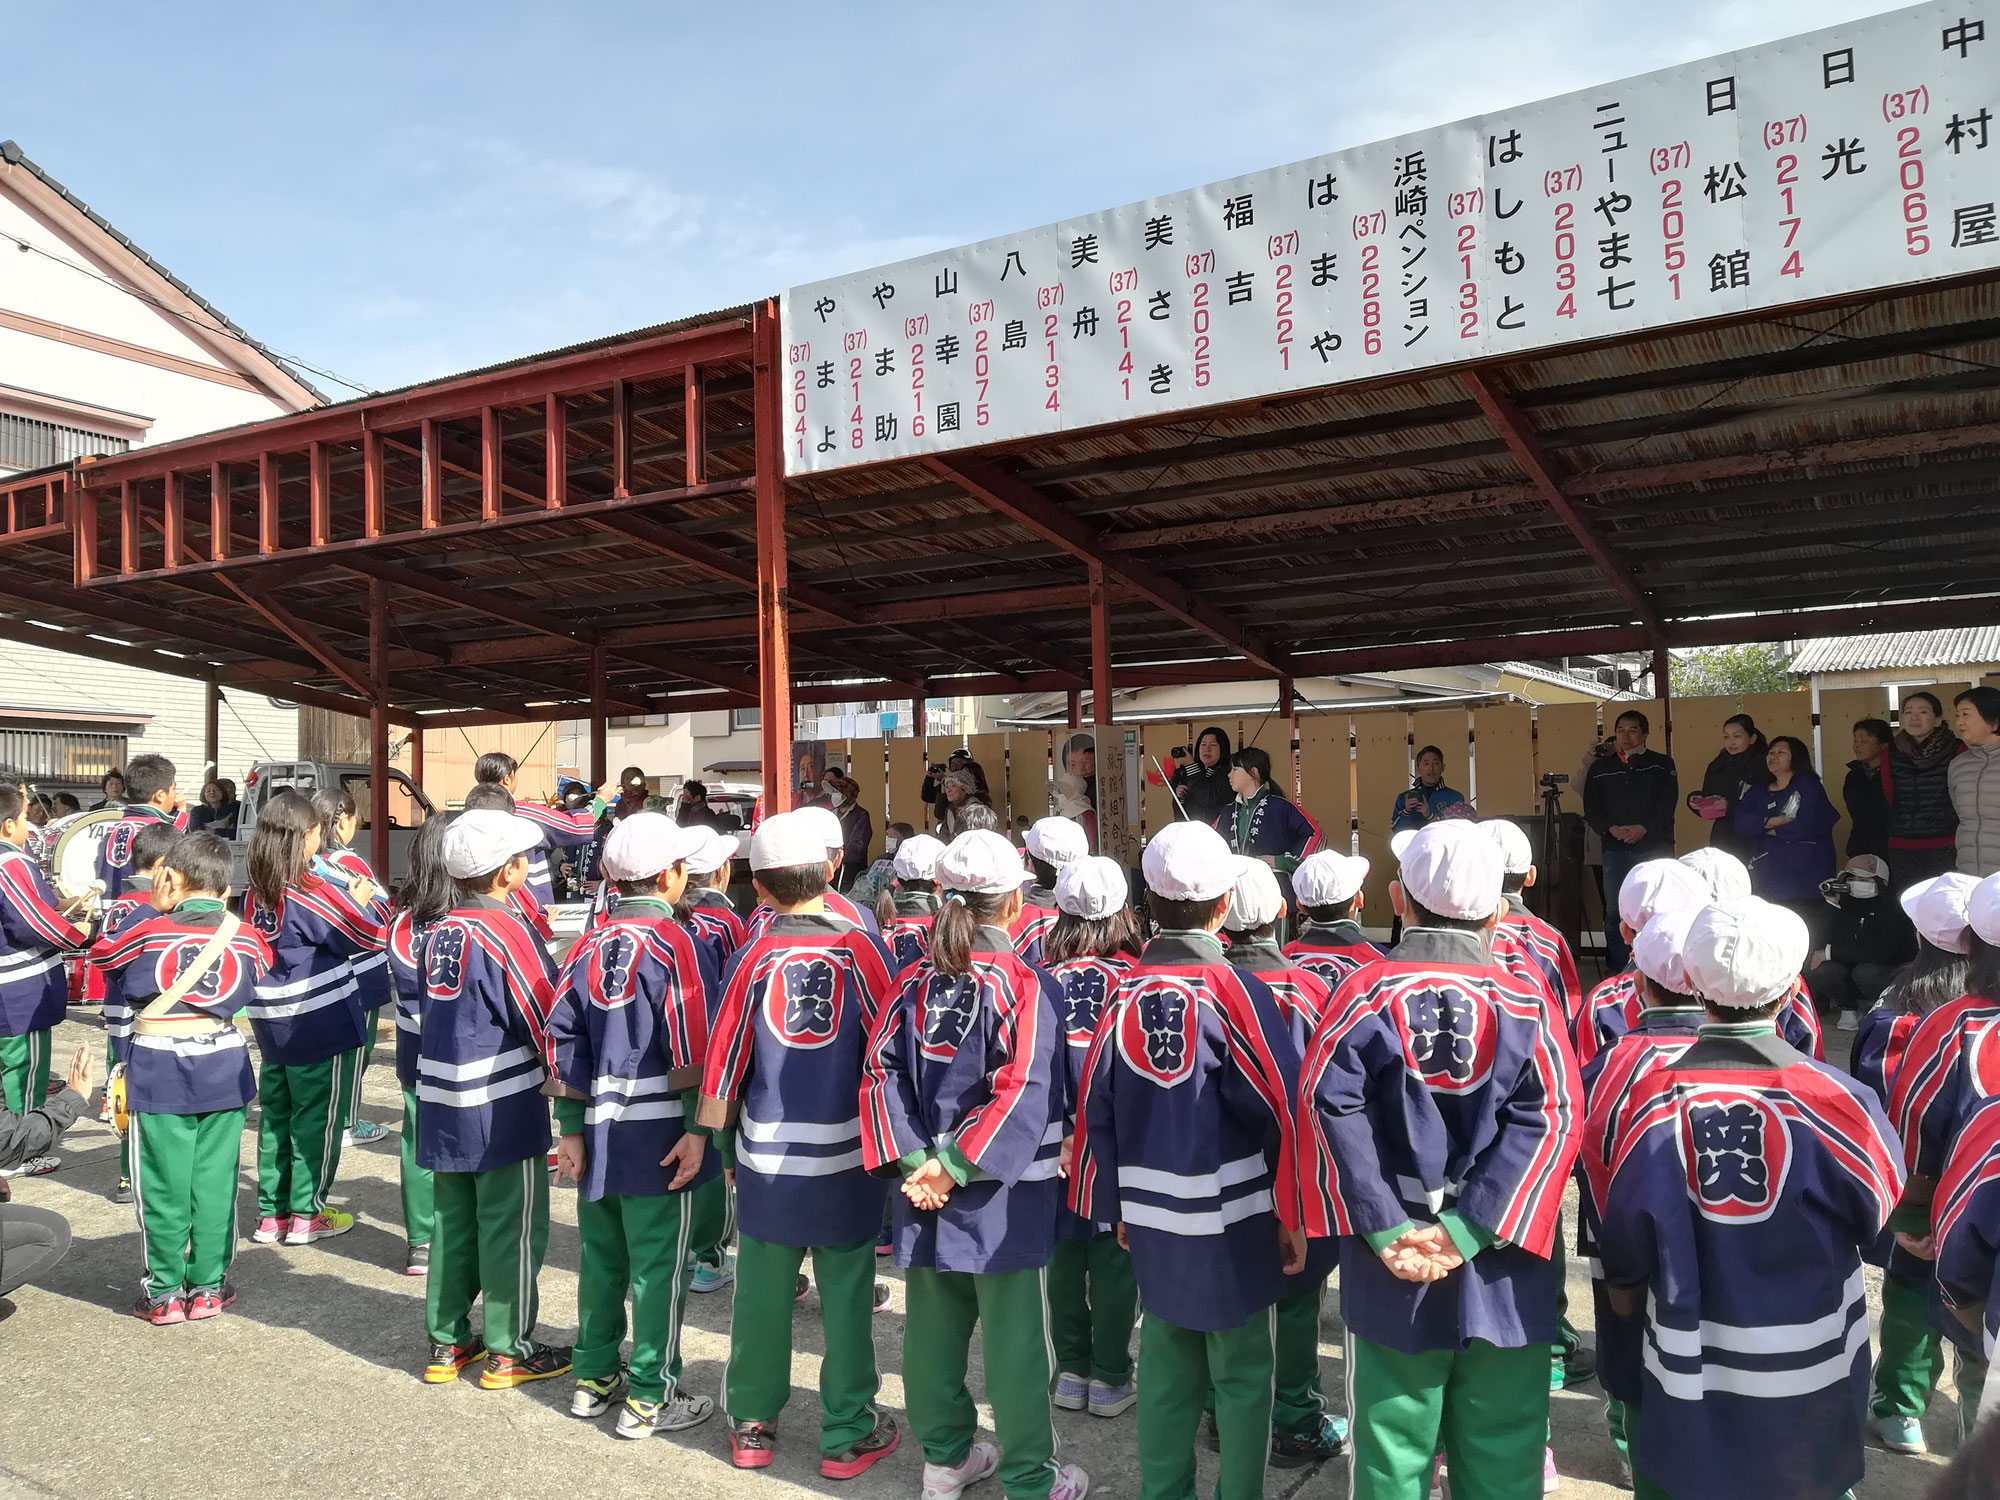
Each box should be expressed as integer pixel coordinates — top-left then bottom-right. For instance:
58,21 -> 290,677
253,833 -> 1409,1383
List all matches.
47,806 -> 128,909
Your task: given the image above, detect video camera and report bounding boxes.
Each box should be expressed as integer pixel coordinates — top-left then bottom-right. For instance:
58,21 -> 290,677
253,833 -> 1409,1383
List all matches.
1538,772 -> 1569,789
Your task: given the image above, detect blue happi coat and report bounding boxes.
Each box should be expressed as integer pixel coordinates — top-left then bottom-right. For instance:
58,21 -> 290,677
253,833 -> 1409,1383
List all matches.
242,879 -> 385,1066
0,842 -> 87,1037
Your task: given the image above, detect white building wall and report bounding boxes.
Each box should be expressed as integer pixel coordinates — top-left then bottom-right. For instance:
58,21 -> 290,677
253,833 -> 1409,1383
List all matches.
0,634 -> 297,785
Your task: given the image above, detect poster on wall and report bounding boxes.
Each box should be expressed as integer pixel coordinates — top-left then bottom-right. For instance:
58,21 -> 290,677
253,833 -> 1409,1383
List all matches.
783,1 -> 2000,475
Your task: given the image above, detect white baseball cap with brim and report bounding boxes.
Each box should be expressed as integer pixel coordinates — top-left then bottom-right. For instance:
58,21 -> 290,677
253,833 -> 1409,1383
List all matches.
1903,873 -> 1977,953
1679,846 -> 1751,902
1056,856 -> 1128,919
1618,859 -> 1708,934
1223,857 -> 1285,933
1023,817 -> 1090,869
442,811 -> 544,880
1631,904 -> 1698,996
1293,851 -> 1368,907
1143,821 -> 1235,902
1396,822 -> 1502,922
749,811 -> 828,873
683,827 -> 740,876
601,812 -> 704,882
937,830 -> 1025,895
797,804 -> 843,851
1683,898 -> 1809,1009
893,833 -> 945,881
1481,819 -> 1535,876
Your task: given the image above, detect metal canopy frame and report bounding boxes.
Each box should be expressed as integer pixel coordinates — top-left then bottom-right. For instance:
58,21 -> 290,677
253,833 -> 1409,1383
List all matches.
1,270 -> 1997,851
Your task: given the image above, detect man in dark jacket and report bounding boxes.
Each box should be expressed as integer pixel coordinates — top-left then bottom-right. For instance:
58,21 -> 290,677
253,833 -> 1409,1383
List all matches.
1802,854 -> 1915,1030
1,1039 -> 92,1302
1583,710 -> 1679,970
1845,718 -> 1893,860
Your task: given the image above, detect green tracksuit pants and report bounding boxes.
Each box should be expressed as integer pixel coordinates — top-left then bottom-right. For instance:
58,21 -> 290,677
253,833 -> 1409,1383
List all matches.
1872,1271 -> 1945,1420
399,1086 -> 434,1249
905,1265 -> 1059,1500
427,1154 -> 549,1359
0,1028 -> 52,1116
1138,1308 -> 1276,1500
339,1029 -> 379,1130
254,1053 -> 353,1219
1274,1277 -> 1333,1437
723,1232 -> 880,1455
129,1107 -> 244,1300
688,1172 -> 733,1269
1346,1334 -> 1549,1500
576,1189 -> 696,1403
1049,1231 -> 1137,1386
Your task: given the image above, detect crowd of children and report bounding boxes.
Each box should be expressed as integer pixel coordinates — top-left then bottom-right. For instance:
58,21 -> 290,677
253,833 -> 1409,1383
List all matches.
20,744 -> 2000,1499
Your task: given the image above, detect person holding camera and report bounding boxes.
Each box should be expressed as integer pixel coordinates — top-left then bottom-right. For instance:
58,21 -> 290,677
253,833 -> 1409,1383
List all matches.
1165,726 -> 1234,825
1389,745 -> 1469,833
1582,710 -> 1679,971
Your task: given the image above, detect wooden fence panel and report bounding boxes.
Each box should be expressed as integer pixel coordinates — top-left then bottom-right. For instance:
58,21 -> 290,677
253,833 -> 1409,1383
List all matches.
1534,703 -> 1603,804
1472,704 -> 1535,817
1298,715 -> 1351,859
1006,732 -> 1051,829
887,737 -> 928,832
1354,713 -> 1408,920
843,739 -> 888,861
1670,695 -> 1734,855
967,733 -> 1008,822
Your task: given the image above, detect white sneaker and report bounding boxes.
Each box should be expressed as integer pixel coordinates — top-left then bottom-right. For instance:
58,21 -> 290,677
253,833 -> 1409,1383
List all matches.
1049,1465 -> 1090,1500
0,1154 -> 58,1179
922,1441 -> 998,1500
1053,1371 -> 1088,1410
1837,1009 -> 1861,1032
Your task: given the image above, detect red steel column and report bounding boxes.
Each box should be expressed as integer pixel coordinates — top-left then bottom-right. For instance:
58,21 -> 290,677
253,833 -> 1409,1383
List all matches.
753,300 -> 792,815
368,579 -> 391,877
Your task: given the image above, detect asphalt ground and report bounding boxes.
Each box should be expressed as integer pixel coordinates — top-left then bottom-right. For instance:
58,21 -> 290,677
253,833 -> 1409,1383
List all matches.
0,1010 -> 1959,1499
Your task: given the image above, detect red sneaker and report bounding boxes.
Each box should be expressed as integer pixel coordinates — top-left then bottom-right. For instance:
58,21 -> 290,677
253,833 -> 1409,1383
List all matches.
132,1293 -> 186,1326
729,1419 -> 776,1469
821,1415 -> 899,1480
185,1285 -> 236,1320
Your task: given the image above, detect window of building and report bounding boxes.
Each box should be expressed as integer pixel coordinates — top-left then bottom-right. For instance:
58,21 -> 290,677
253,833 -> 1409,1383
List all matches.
732,707 -> 760,730
0,413 -> 130,473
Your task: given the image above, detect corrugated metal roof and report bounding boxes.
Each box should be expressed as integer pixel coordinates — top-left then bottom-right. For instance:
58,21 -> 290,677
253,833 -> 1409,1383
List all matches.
1787,629 -> 2000,675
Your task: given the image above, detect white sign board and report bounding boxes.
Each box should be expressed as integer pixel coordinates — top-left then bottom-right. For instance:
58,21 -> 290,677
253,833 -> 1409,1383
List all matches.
782,1 -> 2000,475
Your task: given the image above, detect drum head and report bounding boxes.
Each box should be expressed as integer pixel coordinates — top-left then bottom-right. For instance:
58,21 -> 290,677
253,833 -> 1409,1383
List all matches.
49,806 -> 126,903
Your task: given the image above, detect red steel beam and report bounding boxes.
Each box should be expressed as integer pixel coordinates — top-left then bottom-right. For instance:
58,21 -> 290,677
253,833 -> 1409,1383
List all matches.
753,300 -> 792,816
926,455 -> 1292,679
369,578 -> 392,876
219,577 -> 373,697
309,441 -> 331,546
1461,368 -> 1661,634
545,395 -> 567,508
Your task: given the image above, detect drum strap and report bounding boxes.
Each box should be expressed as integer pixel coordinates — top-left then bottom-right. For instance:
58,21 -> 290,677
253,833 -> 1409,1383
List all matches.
134,914 -> 242,1037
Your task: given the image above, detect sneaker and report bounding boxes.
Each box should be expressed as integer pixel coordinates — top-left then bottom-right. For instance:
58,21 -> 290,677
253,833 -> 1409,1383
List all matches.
1048,1464 -> 1090,1500
1871,1412 -> 1928,1454
1543,1447 -> 1560,1494
424,1340 -> 486,1383
1556,1343 -> 1596,1390
1087,1378 -> 1137,1418
571,1373 -> 627,1419
1200,1409 -> 1221,1452
729,1418 -> 777,1469
1271,1412 -> 1345,1467
876,1240 -> 893,1256
251,1216 -> 286,1244
616,1391 -> 715,1438
405,1244 -> 430,1276
285,1210 -> 355,1245
97,1098 -> 113,1124
1053,1372 -> 1089,1411
690,1256 -> 734,1293
0,1155 -> 58,1179
344,1118 -> 389,1145
184,1285 -> 236,1320
113,1178 -> 132,1206
873,1281 -> 893,1314
1429,1456 -> 1448,1500
132,1292 -> 185,1326
922,1440 -> 999,1500
821,1413 -> 900,1480
795,1272 -> 810,1302
480,1342 -> 573,1389
1838,1009 -> 1861,1032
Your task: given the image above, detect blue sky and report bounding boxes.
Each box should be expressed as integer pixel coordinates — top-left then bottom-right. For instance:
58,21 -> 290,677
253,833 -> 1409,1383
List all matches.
4,0 -> 1900,396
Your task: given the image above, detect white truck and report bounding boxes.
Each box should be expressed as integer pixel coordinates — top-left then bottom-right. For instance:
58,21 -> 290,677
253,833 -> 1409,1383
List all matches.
229,759 -> 437,889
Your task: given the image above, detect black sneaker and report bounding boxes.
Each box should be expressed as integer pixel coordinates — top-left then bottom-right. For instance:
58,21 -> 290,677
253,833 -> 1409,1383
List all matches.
424,1339 -> 486,1383
113,1178 -> 133,1206
1558,1344 -> 1597,1390
820,1413 -> 899,1479
795,1272 -> 810,1302
479,1342 -> 573,1389
404,1244 -> 430,1277
872,1281 -> 892,1314
1271,1414 -> 1348,1468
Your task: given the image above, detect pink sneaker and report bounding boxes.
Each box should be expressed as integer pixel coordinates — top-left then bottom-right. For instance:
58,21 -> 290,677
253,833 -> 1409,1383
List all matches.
251,1216 -> 285,1243
1542,1447 -> 1559,1494
285,1210 -> 355,1245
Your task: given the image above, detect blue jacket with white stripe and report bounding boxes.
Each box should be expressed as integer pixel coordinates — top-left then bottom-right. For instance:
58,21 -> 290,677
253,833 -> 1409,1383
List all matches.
0,844 -> 88,1037
861,926 -> 1066,1274
90,901 -> 272,1115
700,912 -> 893,1248
94,804 -> 184,901
414,896 -> 559,1174
1045,952 -> 1133,1240
1070,931 -> 1303,1332
242,880 -> 385,1066
546,897 -> 722,1202
513,802 -> 598,906
325,848 -> 394,1011
386,909 -> 444,1091
97,892 -> 163,1067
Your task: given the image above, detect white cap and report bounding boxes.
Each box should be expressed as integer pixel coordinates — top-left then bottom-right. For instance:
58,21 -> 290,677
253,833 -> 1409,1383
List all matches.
1389,828 -> 1419,863
600,812 -> 702,882
1481,819 -> 1535,876
936,829 -> 1025,895
1618,859 -> 1709,933
1974,874 -> 2000,947
892,833 -> 945,881
1631,904 -> 1698,996
1683,898 -> 1810,1009
683,827 -> 740,876
1395,821 -> 1502,922
748,811 -> 827,873
1293,850 -> 1369,908
1223,858 -> 1285,932
1679,846 -> 1751,902
1055,856 -> 1129,920
441,810 -> 543,880
1911,872 -> 1984,952
797,804 -> 843,852
1142,821 -> 1235,902
1023,816 -> 1090,869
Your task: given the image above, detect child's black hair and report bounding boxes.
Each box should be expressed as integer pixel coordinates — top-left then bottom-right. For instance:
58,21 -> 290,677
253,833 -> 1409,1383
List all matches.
756,862 -> 827,907
1029,855 -> 1059,889
1042,906 -> 1141,966
130,821 -> 182,874
1405,896 -> 1490,934
1303,897 -> 1359,924
1879,939 -> 1971,1017
1150,892 -> 1228,930
124,754 -> 176,805
398,815 -> 458,926
162,832 -> 232,896
474,751 -> 517,785
461,783 -> 516,812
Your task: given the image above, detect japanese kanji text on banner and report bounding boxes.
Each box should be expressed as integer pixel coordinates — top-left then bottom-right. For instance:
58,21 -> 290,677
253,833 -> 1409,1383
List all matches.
781,1 -> 2000,475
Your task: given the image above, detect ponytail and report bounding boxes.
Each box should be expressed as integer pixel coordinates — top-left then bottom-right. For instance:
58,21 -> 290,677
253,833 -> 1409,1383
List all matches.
930,890 -> 1012,978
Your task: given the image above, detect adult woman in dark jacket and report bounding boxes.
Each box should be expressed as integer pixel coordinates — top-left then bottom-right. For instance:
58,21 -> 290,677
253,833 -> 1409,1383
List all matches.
1167,725 -> 1233,825
187,778 -> 240,840
1736,735 -> 1838,935
1689,713 -> 1770,860
1883,691 -> 1961,888
1844,718 -> 1893,861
